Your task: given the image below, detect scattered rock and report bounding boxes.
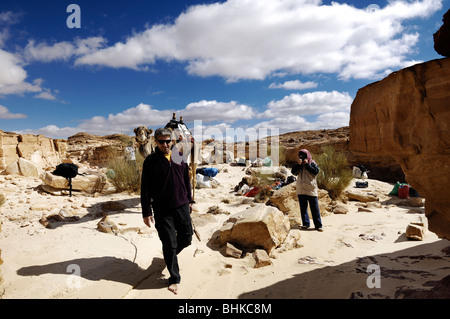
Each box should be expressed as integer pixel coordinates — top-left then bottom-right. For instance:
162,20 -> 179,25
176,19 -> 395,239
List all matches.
333,203 -> 349,214
218,205 -> 290,254
30,203 -> 52,211
357,207 -> 373,213
277,229 -> 302,253
17,158 -> 40,178
207,205 -> 230,215
298,256 -> 319,264
406,222 -> 426,241
225,242 -> 243,259
97,216 -> 118,234
345,190 -> 379,203
359,234 -> 383,242
266,183 -> 300,226
39,209 -> 80,228
398,197 -> 425,207
252,249 -> 272,268
138,227 -> 152,235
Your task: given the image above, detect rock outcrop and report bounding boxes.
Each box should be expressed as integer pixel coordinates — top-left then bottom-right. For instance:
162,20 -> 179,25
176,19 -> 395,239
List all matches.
218,205 -> 290,255
434,9 -> 450,57
66,132 -> 133,168
349,57 -> 450,240
40,171 -> 110,195
0,130 -> 67,172
266,183 -> 331,226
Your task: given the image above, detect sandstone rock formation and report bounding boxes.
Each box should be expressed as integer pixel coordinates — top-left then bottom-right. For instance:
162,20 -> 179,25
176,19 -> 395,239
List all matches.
433,9 -> 450,57
66,132 -> 133,168
41,171 -> 110,195
349,57 -> 450,240
0,130 -> 67,172
266,183 -> 331,226
218,205 -> 290,254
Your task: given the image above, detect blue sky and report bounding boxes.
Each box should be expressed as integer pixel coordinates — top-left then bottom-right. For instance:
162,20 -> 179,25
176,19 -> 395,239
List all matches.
0,0 -> 447,141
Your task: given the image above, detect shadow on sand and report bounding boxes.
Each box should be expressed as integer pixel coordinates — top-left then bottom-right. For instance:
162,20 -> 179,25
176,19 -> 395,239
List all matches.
238,240 -> 450,299
17,256 -> 167,291
41,197 -> 142,229
16,237 -> 450,298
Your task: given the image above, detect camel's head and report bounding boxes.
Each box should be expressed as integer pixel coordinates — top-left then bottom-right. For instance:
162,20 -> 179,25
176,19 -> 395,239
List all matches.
134,126 -> 153,143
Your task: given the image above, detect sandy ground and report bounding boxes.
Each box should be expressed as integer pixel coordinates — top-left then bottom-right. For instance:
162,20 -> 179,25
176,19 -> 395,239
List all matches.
0,164 -> 449,300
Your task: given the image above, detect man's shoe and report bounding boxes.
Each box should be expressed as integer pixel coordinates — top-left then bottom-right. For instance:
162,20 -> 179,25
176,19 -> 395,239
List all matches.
316,228 -> 324,232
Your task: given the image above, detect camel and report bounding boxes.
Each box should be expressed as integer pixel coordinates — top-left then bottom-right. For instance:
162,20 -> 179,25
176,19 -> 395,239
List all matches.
133,114 -> 201,200
164,113 -> 201,201
133,126 -> 155,159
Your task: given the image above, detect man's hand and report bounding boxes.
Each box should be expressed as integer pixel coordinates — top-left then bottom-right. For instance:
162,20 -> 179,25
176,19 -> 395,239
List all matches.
302,159 -> 308,165
143,216 -> 154,228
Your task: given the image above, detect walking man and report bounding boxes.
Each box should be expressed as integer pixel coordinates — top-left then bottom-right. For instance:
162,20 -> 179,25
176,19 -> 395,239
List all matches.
141,127 -> 195,295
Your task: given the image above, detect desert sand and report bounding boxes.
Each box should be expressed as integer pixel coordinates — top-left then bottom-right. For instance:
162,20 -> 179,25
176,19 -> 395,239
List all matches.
0,163 -> 449,300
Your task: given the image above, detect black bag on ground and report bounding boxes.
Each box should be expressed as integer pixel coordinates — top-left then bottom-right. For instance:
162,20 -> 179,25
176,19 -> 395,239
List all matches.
52,163 -> 79,179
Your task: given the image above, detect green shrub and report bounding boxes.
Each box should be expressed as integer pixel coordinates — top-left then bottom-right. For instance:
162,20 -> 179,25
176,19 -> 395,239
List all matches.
106,150 -> 144,194
316,146 -> 353,199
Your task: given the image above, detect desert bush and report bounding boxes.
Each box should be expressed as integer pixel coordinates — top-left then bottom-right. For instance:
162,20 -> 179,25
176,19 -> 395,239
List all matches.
316,146 -> 352,199
106,149 -> 144,194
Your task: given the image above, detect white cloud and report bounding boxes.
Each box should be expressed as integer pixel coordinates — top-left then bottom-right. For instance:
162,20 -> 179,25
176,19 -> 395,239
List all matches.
26,100 -> 258,138
18,125 -> 79,138
74,0 -> 442,81
0,49 -> 43,95
26,89 -> 351,139
260,91 -> 352,118
182,100 -> 256,123
269,80 -> 318,90
253,111 -> 350,135
23,37 -> 107,63
0,105 -> 27,119
34,90 -> 56,100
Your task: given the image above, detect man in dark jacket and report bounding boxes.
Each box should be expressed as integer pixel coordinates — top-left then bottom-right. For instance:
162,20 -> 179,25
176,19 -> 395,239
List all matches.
141,127 -> 195,295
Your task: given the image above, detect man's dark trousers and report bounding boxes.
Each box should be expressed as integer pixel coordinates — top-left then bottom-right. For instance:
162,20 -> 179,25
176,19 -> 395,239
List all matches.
153,204 -> 193,285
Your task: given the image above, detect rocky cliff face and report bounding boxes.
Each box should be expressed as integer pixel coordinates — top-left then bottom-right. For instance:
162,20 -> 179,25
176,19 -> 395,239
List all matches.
0,130 -> 67,173
349,57 -> 450,240
66,132 -> 132,168
434,9 -> 450,57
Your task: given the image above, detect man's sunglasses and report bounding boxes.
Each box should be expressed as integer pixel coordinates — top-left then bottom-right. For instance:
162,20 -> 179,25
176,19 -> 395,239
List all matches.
157,139 -> 172,145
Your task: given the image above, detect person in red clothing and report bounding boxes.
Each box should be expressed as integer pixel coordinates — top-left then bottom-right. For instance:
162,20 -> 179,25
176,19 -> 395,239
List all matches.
141,127 -> 195,295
